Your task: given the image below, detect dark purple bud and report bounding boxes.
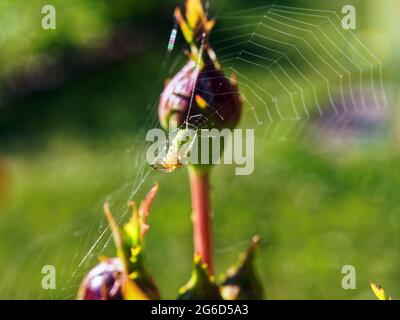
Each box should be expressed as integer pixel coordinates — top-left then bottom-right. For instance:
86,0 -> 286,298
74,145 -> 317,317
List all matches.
158,0 -> 242,131
159,54 -> 241,131
77,258 -> 123,300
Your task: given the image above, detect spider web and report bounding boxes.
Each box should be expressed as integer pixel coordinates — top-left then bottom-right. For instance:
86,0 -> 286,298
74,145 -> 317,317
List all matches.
0,1 -> 391,299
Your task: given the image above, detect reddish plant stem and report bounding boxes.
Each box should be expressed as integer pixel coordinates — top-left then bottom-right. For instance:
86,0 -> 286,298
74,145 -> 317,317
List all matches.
188,168 -> 214,274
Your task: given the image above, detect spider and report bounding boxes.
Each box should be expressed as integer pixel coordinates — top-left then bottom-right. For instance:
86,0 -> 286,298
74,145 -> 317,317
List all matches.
151,129 -> 197,173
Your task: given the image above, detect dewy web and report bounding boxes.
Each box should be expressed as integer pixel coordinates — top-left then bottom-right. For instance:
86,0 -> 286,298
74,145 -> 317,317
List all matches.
3,3 -> 388,299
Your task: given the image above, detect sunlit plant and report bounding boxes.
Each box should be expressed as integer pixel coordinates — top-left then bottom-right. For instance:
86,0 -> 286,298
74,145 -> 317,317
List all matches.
78,184 -> 160,300
370,282 -> 392,300
158,0 -> 242,275
78,0 -> 263,300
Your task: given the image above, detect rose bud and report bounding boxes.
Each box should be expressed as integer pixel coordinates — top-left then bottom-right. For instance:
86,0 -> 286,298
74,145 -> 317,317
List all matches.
78,184 -> 161,300
77,257 -> 123,300
220,235 -> 264,300
158,0 -> 242,131
177,254 -> 223,300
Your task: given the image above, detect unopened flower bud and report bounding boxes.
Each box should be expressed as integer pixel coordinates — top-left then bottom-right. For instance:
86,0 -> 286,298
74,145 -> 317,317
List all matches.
158,0 -> 242,132
220,235 -> 264,300
78,184 -> 161,300
177,255 -> 223,300
77,258 -> 123,300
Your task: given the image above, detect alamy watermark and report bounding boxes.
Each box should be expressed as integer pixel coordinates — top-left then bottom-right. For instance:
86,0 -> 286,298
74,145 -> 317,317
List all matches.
41,265 -> 56,290
341,5 -> 356,30
341,265 -> 356,290
42,5 -> 56,30
146,122 -> 255,175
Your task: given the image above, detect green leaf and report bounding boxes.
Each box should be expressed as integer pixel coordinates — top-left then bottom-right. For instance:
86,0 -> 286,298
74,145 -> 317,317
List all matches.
175,7 -> 193,45
370,282 -> 392,300
186,0 -> 205,30
174,0 -> 215,49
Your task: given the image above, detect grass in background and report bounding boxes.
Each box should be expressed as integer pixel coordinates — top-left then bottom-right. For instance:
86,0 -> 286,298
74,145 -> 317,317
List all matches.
1,54 -> 399,299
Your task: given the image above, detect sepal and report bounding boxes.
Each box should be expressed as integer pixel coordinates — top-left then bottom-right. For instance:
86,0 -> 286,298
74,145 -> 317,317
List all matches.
177,255 -> 223,300
220,235 -> 264,300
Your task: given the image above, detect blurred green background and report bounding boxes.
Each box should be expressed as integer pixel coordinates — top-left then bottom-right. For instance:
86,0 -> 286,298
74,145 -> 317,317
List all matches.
0,0 -> 400,299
